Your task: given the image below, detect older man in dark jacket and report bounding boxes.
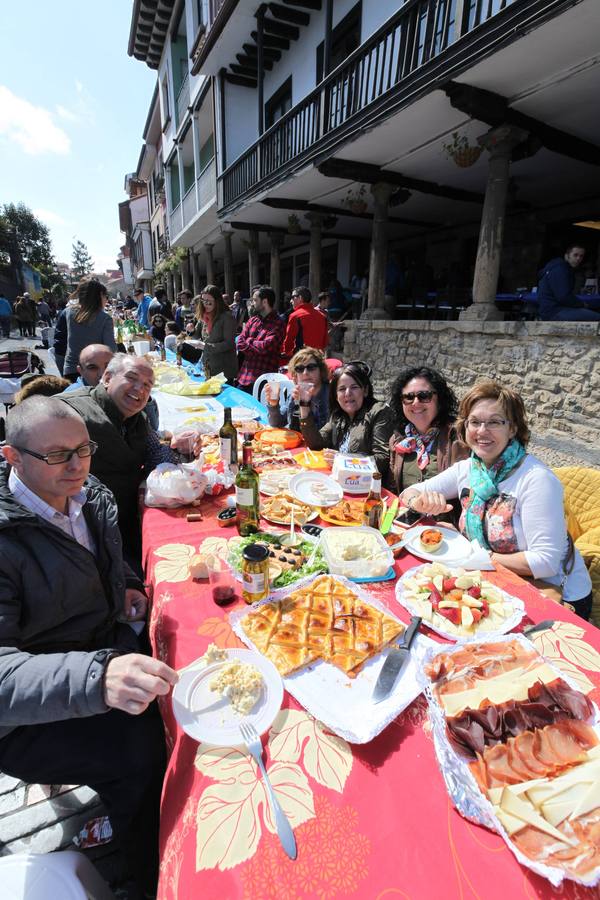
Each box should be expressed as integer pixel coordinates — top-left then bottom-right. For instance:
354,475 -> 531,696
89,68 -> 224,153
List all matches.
0,396 -> 178,896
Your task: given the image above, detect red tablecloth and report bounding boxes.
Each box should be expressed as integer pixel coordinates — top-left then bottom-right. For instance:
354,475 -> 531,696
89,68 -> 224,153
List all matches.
143,496 -> 600,900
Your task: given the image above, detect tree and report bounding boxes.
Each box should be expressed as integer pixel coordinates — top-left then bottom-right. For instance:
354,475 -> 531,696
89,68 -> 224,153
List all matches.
72,240 -> 94,280
0,203 -> 54,270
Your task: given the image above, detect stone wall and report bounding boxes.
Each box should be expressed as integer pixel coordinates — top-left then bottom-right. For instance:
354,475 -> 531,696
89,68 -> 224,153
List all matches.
343,319 -> 600,467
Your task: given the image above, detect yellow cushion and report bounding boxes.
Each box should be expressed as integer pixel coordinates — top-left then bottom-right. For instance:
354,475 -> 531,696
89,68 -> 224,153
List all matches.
554,468 -> 600,626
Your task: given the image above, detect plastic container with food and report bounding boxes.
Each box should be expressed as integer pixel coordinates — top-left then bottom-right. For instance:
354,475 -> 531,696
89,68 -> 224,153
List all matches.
320,526 -> 394,580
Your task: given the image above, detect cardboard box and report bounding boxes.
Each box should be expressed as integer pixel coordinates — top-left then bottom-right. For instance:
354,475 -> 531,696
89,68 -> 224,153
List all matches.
332,454 -> 377,494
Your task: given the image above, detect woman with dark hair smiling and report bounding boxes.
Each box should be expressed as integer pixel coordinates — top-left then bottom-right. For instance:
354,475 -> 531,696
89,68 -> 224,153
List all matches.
193,285 -> 238,383
299,360 -> 394,477
387,366 -> 468,493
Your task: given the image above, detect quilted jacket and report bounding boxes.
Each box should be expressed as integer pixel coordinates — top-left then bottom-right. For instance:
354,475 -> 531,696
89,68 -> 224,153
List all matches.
554,467 -> 600,626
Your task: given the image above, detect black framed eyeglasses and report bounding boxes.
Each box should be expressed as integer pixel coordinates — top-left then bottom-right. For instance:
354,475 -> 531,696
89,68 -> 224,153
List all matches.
295,363 -> 319,373
401,390 -> 436,404
15,441 -> 98,466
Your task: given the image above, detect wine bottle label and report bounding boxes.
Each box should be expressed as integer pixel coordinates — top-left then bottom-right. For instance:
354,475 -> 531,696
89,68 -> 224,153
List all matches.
220,437 -> 232,463
236,486 -> 254,506
242,571 -> 266,594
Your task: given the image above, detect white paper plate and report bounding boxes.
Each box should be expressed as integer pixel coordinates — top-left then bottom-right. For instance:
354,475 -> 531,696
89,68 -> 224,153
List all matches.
230,406 -> 260,422
288,472 -> 343,507
400,525 -> 474,565
231,576 -> 438,744
395,563 -> 525,642
172,648 -> 283,745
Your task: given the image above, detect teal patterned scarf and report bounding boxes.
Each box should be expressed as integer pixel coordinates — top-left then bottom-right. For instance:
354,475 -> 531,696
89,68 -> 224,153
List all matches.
464,439 -> 527,548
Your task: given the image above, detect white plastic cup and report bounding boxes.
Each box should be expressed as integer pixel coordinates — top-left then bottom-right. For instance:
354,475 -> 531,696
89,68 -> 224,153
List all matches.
298,382 -> 314,404
133,340 -> 151,356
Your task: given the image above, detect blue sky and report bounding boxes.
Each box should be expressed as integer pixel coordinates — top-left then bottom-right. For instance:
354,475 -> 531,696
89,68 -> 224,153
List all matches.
0,1 -> 157,273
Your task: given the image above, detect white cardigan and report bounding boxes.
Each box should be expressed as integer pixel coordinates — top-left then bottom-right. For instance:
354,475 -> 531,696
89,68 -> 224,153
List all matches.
408,454 -> 591,603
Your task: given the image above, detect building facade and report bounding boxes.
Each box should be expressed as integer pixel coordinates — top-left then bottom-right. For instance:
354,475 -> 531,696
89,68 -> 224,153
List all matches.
129,0 -> 600,317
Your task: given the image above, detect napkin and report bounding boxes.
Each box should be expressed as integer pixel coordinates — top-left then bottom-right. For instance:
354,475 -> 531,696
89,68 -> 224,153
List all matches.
462,539 -> 495,571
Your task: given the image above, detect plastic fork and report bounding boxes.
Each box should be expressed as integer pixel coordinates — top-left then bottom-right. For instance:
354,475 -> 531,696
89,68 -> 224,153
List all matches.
239,721 -> 297,860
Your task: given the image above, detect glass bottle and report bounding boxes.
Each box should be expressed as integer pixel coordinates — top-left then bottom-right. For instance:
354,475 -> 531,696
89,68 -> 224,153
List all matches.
176,344 -> 183,367
159,342 -> 166,361
241,544 -> 269,604
363,472 -> 384,529
235,440 -> 259,535
219,406 -> 238,470
116,323 -> 124,346
127,338 -> 135,355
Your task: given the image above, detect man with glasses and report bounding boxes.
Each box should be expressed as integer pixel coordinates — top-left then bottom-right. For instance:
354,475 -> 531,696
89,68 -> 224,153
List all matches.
280,286 -> 328,362
0,396 -> 178,896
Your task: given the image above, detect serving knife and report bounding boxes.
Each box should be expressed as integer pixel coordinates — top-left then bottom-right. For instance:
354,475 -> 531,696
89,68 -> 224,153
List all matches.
522,619 -> 555,637
372,616 -> 422,703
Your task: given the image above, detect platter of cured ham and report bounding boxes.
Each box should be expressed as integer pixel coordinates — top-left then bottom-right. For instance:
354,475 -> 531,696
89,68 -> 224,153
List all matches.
421,635 -> 600,887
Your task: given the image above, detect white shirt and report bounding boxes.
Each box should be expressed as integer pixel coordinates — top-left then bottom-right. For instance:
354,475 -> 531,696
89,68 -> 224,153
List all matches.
9,469 -> 96,556
408,454 -> 591,602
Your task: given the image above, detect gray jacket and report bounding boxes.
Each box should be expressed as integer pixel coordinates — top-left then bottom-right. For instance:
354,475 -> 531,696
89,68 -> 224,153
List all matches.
0,463 -> 143,740
63,307 -> 117,375
197,312 -> 238,382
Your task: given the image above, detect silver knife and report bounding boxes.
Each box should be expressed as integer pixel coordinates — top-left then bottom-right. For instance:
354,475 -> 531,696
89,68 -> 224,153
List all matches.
372,616 -> 422,704
523,619 -> 555,637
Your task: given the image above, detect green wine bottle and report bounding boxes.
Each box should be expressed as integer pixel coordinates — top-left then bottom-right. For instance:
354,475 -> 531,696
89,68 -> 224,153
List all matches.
235,440 -> 259,535
219,407 -> 238,470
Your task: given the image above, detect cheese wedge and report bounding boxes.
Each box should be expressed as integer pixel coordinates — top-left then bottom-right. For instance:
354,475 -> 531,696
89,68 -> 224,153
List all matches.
439,663 -> 556,716
499,788 -> 578,846
495,807 -> 528,836
569,779 -> 600,822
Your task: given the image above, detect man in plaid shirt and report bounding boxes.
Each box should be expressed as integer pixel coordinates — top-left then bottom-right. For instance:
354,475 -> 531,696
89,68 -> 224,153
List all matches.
236,285 -> 285,391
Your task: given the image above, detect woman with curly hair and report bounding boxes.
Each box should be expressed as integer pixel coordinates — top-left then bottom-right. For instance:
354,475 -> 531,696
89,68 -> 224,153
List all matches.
265,347 -> 329,431
299,360 -> 394,478
400,380 -> 593,619
193,285 -> 238,383
387,366 -> 468,494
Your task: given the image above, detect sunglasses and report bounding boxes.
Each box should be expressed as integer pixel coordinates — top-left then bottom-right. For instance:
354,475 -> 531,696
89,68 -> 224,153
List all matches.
401,390 -> 436,404
295,363 -> 319,373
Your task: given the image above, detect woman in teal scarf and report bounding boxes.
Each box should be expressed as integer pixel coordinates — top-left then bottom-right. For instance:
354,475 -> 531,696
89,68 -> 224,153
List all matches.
400,380 -> 593,619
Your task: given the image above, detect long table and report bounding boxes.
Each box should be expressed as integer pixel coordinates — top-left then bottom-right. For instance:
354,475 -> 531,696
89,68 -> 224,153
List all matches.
142,493 -> 600,900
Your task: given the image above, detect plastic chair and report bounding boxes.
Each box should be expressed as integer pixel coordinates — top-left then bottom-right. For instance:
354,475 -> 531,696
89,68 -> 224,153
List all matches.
0,850 -> 115,899
252,372 -> 294,407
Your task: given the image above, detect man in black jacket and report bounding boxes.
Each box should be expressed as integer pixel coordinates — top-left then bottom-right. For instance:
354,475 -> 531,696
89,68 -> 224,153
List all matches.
0,396 -> 178,896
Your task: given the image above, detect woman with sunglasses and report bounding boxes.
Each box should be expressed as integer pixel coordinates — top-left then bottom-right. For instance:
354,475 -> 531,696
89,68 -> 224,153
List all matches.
401,380 -> 593,619
193,285 -> 238,383
299,360 -> 394,478
265,348 -> 329,431
387,367 -> 468,493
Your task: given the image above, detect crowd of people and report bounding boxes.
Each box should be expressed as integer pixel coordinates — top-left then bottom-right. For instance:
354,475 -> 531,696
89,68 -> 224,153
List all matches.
0,271 -> 595,898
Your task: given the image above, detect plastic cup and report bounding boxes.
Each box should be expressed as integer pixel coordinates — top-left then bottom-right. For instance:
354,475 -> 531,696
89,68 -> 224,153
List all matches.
269,381 -> 281,404
208,559 -> 237,606
133,340 -> 151,356
172,428 -> 197,464
298,382 -> 314,404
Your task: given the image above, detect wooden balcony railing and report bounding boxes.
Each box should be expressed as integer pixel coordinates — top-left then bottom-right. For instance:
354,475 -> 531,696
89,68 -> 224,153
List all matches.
220,0 -> 520,209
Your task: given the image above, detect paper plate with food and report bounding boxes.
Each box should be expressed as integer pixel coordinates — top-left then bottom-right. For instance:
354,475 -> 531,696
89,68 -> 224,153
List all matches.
230,573 -> 437,743
259,468 -> 300,497
228,531 -> 326,588
319,497 -> 364,526
399,524 -> 474,564
253,452 -> 300,473
172,645 -> 283,745
261,492 -> 318,525
397,562 -> 525,640
289,471 -> 343,508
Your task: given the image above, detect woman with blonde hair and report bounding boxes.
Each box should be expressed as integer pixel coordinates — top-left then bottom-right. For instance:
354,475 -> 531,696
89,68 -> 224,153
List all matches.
192,285 -> 237,382
401,379 -> 593,618
63,279 -> 116,382
265,347 -> 330,431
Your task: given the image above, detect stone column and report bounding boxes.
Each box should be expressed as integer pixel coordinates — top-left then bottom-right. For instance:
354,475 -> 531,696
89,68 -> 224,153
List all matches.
173,270 -> 182,295
306,213 -> 324,301
247,229 -> 260,290
269,232 -> 285,308
363,183 -> 395,319
462,124 -> 528,321
204,244 -> 215,285
180,248 -> 192,291
223,231 -> 234,296
192,251 -> 202,295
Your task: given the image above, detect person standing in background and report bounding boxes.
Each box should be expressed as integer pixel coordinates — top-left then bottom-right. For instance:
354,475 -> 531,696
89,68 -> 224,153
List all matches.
63,280 -> 117,382
235,286 -> 285,392
0,293 -> 12,338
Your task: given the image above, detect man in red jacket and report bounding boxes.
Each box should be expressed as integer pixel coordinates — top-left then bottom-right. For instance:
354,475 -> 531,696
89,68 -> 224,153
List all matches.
281,287 -> 328,362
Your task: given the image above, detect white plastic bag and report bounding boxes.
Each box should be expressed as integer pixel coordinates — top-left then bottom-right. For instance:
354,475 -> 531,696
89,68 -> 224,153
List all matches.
145,462 -> 208,508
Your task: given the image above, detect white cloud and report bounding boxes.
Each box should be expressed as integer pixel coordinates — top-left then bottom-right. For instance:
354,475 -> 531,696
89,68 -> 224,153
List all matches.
56,104 -> 79,123
75,80 -> 84,94
0,85 -> 70,156
33,208 -> 67,227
